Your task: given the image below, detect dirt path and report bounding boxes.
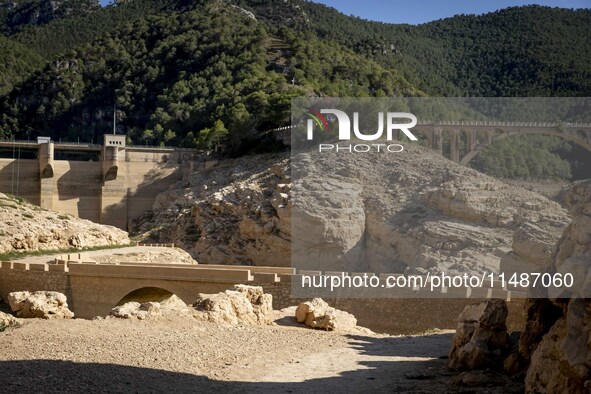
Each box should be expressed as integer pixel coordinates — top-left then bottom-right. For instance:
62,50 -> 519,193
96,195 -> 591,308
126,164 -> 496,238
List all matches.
230,331 -> 456,393
12,246 -> 196,264
0,317 -> 519,393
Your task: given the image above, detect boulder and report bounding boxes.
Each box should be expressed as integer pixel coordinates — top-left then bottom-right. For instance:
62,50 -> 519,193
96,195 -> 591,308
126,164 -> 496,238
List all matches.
110,295 -> 188,320
295,298 -> 357,331
449,370 -> 512,388
193,285 -> 273,325
233,284 -> 273,324
0,311 -> 18,330
525,318 -> 586,394
7,291 -> 74,319
448,299 -> 510,371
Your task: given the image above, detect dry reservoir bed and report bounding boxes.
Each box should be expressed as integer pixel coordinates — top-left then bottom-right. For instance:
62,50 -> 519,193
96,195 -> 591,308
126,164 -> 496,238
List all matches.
0,316 -> 521,393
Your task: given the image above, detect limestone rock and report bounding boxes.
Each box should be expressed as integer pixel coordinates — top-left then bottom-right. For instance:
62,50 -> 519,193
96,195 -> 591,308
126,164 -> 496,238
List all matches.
0,311 -> 18,329
110,295 -> 188,320
0,193 -> 129,256
233,284 -> 273,324
511,222 -> 562,267
134,147 -> 568,276
113,302 -> 161,320
518,298 -> 563,361
92,247 -> 197,265
193,285 -> 273,325
295,298 -> 357,331
456,298 -> 508,328
8,291 -> 74,319
525,318 -> 586,394
448,299 -> 510,371
518,181 -> 591,393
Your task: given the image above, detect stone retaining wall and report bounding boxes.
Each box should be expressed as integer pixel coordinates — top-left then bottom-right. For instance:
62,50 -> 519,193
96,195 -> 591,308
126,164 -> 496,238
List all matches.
0,262 -> 70,302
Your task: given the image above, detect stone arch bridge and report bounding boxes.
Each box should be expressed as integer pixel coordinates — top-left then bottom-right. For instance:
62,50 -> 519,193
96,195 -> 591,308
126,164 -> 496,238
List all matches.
274,121 -> 591,165
410,121 -> 591,165
0,260 -> 520,321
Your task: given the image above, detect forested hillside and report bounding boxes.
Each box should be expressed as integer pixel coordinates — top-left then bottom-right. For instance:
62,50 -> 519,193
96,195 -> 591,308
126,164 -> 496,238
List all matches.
293,2 -> 591,97
0,0 -> 589,176
0,0 -> 417,149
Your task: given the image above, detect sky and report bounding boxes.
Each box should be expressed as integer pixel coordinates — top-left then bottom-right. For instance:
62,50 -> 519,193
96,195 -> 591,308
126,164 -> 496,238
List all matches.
98,0 -> 590,25
311,0 -> 591,25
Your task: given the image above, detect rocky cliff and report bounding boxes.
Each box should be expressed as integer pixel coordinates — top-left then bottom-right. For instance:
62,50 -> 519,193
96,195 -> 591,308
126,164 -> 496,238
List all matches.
517,180 -> 591,393
135,145 -> 569,275
0,192 -> 129,255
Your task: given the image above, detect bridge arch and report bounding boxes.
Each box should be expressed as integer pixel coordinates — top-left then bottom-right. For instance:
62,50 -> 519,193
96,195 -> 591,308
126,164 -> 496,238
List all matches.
116,286 -> 178,306
69,270 -> 240,318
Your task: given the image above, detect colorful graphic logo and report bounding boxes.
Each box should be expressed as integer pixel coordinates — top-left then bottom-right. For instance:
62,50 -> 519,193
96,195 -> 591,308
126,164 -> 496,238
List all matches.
306,108 -> 330,132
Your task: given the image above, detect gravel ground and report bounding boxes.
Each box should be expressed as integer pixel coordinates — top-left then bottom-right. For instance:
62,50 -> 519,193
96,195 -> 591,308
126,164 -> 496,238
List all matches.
0,316 -> 522,393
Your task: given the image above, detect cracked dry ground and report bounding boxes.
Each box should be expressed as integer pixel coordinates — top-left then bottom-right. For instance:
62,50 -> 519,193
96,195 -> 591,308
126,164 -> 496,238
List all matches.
0,317 -> 521,393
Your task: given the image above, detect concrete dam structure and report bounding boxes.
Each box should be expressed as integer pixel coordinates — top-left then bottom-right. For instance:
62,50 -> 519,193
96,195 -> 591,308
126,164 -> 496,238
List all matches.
0,135 -> 202,230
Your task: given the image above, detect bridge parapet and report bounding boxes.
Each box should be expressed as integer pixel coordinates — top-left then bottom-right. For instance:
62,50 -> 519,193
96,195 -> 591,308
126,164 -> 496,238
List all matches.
67,262 -> 255,283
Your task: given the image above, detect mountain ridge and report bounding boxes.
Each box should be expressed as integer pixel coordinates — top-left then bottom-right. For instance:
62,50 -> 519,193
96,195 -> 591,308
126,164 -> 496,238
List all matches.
0,0 -> 588,159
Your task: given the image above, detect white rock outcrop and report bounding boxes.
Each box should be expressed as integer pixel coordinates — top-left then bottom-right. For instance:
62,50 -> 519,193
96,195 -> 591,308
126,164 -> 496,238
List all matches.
0,193 -> 129,255
8,291 -> 74,319
193,285 -> 273,325
109,295 -> 189,320
135,147 -> 568,276
0,311 -> 19,329
448,299 -> 510,371
520,181 -> 591,394
295,298 -> 357,331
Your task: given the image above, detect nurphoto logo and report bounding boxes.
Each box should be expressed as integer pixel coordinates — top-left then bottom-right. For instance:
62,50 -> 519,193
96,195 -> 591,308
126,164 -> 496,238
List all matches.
305,108 -> 418,153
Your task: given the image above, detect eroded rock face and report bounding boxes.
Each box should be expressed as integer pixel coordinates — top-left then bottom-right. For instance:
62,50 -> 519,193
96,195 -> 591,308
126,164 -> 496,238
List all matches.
0,193 -> 130,255
135,147 -> 568,275
193,285 -> 273,325
448,299 -> 510,371
518,181 -> 591,393
8,291 -> 74,319
295,298 -> 357,331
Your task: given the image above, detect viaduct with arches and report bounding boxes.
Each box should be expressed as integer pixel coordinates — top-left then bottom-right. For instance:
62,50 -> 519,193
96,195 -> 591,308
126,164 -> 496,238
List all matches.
411,121 -> 591,165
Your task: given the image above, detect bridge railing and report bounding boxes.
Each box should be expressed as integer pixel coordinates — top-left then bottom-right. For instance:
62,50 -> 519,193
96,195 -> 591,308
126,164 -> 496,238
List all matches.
135,242 -> 177,248
0,139 -> 204,152
0,139 -> 41,145
418,121 -> 591,128
261,121 -> 591,135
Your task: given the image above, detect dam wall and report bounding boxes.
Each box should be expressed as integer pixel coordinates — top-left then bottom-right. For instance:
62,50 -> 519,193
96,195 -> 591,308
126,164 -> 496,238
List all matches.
0,136 -> 202,230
